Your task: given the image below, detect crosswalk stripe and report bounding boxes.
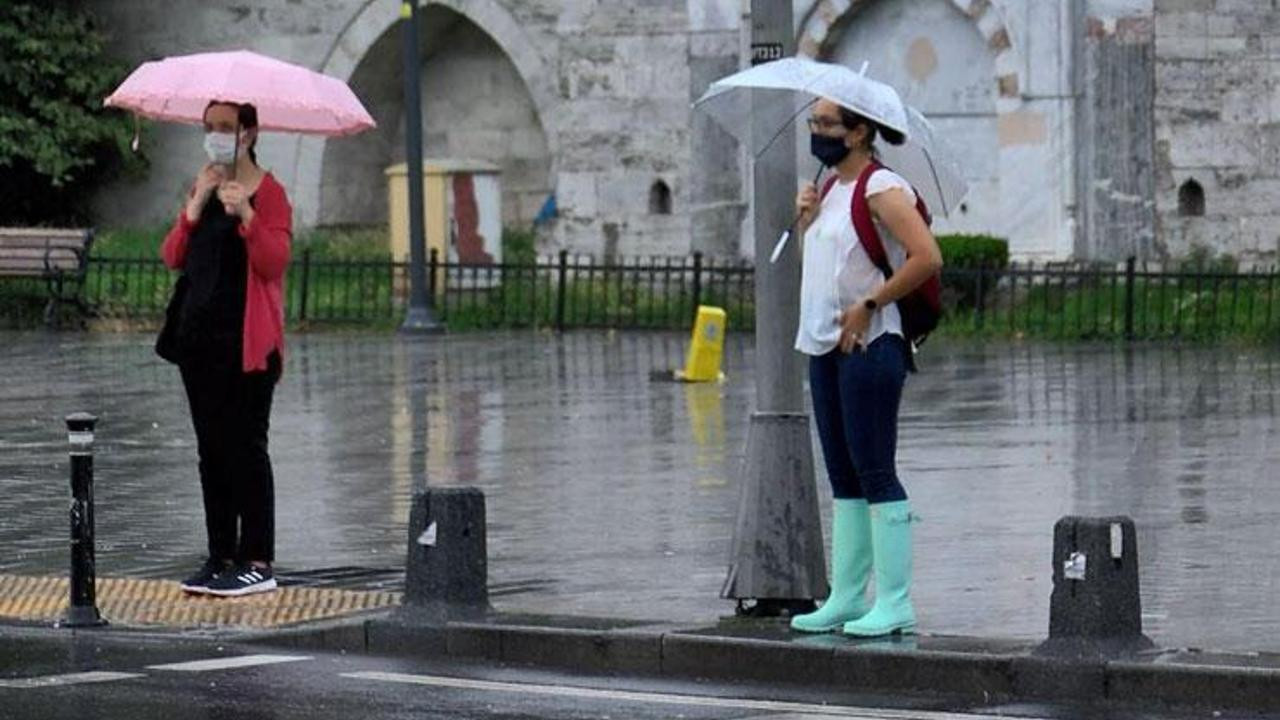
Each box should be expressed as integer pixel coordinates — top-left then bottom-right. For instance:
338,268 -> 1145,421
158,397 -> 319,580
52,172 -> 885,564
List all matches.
340,671 -> 1044,719
0,671 -> 144,689
147,654 -> 311,672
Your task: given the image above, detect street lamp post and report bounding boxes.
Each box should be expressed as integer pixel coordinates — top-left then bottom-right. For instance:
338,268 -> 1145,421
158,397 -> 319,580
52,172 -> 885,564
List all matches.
719,0 -> 827,616
399,0 -> 443,334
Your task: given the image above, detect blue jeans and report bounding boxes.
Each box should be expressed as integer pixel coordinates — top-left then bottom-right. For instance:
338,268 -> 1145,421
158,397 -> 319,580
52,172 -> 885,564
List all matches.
808,334 -> 909,503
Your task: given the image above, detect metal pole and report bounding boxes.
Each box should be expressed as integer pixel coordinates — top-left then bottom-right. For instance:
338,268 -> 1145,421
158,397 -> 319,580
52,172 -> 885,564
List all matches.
720,0 -> 826,616
1124,255 -> 1136,341
399,0 -> 443,333
61,413 -> 106,628
556,250 -> 569,332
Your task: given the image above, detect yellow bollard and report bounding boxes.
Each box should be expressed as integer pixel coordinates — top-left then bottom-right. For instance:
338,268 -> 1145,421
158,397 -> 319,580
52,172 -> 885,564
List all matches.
675,306 -> 727,382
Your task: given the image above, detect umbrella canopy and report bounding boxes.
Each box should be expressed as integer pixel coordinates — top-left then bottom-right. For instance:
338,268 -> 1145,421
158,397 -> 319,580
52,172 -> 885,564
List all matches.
694,57 -> 966,217
104,50 -> 375,137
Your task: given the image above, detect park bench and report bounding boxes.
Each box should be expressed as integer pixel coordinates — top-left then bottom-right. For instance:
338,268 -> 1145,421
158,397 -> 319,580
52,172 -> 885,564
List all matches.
0,228 -> 95,326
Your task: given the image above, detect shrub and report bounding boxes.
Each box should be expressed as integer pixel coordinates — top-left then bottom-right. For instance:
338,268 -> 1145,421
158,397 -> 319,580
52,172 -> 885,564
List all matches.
502,226 -> 538,265
937,234 -> 1009,269
936,234 -> 1009,310
0,2 -> 145,225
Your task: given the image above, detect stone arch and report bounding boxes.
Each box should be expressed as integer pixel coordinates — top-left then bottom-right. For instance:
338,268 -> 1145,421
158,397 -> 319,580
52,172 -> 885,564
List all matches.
796,0 -> 1074,255
291,0 -> 559,227
797,0 -> 1023,110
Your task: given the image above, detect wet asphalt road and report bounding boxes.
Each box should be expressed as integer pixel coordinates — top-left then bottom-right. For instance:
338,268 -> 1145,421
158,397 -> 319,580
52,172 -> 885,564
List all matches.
1,331 -> 1278,653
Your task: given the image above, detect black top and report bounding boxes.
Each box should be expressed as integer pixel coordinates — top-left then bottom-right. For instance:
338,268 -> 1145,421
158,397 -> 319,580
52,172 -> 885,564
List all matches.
176,195 -> 249,365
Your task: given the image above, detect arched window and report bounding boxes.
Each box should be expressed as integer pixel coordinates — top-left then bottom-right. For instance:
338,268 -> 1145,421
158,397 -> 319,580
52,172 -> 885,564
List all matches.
649,180 -> 672,215
1178,179 -> 1205,217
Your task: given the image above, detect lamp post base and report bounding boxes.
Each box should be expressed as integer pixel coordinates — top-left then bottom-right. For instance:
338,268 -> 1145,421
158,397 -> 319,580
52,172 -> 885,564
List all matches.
58,606 -> 107,628
400,305 -> 444,334
720,412 -> 828,611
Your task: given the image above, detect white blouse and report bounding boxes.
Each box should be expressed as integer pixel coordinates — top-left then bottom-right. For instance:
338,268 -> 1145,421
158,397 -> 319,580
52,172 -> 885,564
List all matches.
794,168 -> 916,356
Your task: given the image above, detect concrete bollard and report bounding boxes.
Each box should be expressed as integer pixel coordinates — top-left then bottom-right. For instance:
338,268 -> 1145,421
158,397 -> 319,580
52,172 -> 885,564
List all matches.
402,487 -> 490,623
59,413 -> 106,628
1036,515 -> 1152,657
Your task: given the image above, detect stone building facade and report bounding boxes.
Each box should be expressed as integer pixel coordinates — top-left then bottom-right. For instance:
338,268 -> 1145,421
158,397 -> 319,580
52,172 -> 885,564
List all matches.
1154,0 -> 1280,266
81,0 -> 1278,265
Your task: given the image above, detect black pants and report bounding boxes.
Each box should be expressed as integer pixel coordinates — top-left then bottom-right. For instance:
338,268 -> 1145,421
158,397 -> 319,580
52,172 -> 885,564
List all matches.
179,352 -> 280,563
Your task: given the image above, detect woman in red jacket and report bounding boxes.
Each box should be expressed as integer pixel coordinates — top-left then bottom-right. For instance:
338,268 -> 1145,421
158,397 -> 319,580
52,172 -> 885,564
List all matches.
161,101 -> 291,597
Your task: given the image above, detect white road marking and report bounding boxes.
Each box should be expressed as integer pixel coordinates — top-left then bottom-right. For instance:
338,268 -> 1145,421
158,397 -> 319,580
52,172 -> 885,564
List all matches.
341,671 -> 1041,719
146,654 -> 312,672
0,671 -> 145,689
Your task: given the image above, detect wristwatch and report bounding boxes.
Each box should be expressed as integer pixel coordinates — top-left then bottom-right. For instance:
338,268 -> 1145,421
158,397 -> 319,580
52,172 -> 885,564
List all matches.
863,298 -> 879,312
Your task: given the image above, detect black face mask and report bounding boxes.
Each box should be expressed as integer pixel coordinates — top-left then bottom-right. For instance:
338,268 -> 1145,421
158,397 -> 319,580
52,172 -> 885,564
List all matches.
810,132 -> 852,167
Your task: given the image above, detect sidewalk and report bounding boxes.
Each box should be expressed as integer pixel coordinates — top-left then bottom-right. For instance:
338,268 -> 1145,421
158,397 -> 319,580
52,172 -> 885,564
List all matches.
2,331 -> 1279,654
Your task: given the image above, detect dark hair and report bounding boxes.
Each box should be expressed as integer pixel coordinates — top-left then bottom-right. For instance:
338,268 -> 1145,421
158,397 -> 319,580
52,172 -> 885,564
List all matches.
838,106 -> 905,149
203,101 -> 260,164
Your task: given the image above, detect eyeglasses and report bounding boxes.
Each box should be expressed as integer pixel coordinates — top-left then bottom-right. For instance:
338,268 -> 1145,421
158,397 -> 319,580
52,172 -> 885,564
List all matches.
806,117 -> 845,133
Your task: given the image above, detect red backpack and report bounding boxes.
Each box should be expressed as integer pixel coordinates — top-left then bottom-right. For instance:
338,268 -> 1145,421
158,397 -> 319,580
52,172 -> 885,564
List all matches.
820,161 -> 943,352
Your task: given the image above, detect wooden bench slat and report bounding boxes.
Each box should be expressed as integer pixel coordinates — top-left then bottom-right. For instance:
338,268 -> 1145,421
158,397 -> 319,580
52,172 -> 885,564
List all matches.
0,228 -> 91,239
0,243 -> 88,251
0,254 -> 83,267
0,258 -> 80,270
0,248 -> 79,257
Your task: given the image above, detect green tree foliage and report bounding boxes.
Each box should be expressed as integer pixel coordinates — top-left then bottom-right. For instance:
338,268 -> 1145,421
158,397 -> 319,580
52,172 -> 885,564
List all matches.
0,2 -> 143,224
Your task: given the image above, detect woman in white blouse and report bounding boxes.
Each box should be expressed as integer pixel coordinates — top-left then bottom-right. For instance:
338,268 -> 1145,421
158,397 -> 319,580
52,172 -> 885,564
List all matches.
789,98 -> 943,637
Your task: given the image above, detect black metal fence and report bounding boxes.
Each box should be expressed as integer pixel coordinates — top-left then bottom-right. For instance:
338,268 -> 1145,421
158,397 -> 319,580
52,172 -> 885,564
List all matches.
74,250 -> 756,331
6,252 -> 1277,340
944,258 -> 1280,340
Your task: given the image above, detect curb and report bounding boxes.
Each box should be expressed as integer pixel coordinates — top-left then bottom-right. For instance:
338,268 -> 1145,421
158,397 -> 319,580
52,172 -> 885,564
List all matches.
247,612 -> 1280,714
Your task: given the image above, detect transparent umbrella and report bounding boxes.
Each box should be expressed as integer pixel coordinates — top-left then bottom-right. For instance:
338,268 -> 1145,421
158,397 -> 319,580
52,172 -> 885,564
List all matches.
694,56 -> 968,222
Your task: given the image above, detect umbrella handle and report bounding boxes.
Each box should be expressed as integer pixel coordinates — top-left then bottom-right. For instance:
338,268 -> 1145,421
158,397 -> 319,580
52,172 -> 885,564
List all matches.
230,121 -> 240,182
770,165 -> 825,265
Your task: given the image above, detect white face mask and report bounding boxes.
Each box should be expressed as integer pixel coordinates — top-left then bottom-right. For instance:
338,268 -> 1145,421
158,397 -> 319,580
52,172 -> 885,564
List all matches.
203,132 -> 238,164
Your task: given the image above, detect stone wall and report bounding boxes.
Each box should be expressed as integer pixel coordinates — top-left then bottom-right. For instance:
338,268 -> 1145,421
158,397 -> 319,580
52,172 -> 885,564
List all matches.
77,0 -> 1275,263
80,0 -> 742,259
1076,3 -> 1157,262
1153,0 -> 1280,267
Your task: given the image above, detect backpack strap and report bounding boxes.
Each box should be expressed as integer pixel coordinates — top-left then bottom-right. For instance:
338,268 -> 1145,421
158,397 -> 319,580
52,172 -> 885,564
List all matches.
851,162 -> 934,280
851,161 -> 893,279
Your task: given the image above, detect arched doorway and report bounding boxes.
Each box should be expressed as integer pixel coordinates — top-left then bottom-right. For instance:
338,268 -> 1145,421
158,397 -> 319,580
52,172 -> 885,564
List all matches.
822,0 -> 1000,236
314,4 -> 552,230
798,0 -> 1074,258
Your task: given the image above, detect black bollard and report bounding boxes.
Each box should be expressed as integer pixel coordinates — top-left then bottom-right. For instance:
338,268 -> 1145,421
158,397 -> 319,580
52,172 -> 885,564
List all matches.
1036,516 -> 1149,658
59,413 -> 106,628
401,488 -> 490,624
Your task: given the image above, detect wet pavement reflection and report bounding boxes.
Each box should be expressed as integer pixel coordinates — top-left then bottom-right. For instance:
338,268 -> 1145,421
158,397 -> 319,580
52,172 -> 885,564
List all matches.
1,331 -> 1277,653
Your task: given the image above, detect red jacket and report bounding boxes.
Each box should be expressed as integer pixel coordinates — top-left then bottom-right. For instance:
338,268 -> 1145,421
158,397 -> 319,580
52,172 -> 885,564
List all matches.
162,173 -> 291,373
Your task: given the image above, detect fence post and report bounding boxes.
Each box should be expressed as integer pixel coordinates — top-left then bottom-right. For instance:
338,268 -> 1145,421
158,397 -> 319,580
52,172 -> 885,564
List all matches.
298,248 -> 311,322
691,251 -> 704,312
1124,256 -> 1136,341
974,263 -> 987,330
556,250 -> 568,332
429,248 -> 439,302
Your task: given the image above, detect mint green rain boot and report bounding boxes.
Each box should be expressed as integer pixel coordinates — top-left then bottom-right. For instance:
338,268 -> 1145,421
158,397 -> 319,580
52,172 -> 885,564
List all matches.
843,500 -> 916,637
790,499 -> 872,633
